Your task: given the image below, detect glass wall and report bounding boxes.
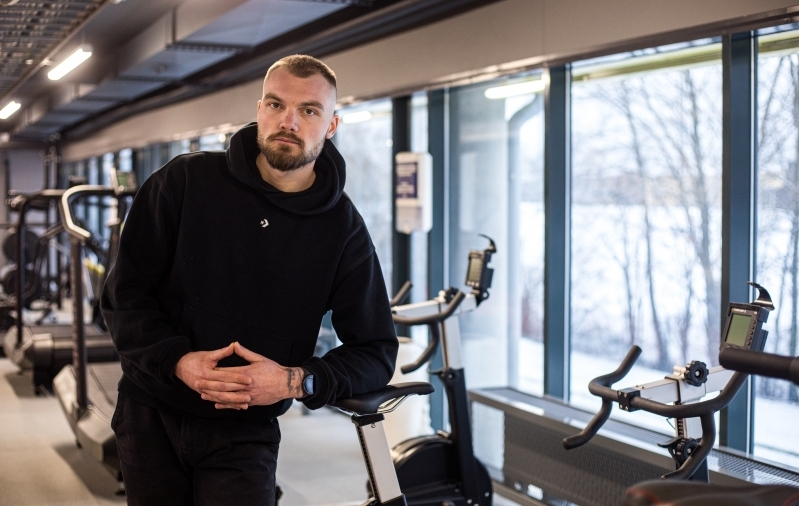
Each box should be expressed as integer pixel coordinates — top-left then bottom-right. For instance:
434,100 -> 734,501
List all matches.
333,99 -> 394,293
449,74 -> 545,391
754,26 -> 799,469
570,42 -> 723,432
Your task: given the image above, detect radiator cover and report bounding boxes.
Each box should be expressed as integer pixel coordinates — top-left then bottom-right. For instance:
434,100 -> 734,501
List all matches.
469,387 -> 799,506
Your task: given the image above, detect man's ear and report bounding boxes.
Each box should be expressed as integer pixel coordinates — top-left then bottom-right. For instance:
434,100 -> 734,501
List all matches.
326,114 -> 339,139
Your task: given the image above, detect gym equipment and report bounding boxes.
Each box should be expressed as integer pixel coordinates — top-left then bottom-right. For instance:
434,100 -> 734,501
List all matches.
53,182 -> 136,485
2,185 -> 129,392
563,282 -> 775,483
384,235 -> 497,505
335,382 -> 436,506
719,284 -> 799,383
624,283 -> 799,506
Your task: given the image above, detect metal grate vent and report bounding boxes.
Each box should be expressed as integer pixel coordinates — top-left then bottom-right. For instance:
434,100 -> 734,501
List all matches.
711,450 -> 799,487
0,0 -> 104,99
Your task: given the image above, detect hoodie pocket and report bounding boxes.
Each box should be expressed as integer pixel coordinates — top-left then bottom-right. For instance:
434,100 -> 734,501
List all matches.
178,304 -> 293,367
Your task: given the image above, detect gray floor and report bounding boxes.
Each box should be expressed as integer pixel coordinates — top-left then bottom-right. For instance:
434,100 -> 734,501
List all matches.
0,357 -> 518,505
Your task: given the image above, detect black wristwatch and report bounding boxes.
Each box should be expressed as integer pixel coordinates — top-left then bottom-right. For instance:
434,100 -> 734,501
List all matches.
301,369 -> 315,397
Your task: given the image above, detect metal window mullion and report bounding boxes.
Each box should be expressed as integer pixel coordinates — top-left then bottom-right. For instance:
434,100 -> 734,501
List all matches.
719,31 -> 757,453
392,96 -> 411,328
426,88 -> 448,431
543,65 -> 571,400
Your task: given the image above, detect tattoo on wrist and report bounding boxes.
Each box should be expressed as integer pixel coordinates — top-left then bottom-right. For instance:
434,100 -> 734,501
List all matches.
286,367 -> 304,398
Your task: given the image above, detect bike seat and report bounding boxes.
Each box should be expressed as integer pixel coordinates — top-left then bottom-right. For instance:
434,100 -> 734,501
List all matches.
625,479 -> 799,506
331,382 -> 434,415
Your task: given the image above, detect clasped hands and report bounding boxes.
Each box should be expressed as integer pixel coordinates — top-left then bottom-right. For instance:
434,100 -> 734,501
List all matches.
174,342 -> 305,410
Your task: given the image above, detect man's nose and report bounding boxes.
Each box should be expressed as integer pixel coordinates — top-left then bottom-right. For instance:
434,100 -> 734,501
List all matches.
279,109 -> 299,131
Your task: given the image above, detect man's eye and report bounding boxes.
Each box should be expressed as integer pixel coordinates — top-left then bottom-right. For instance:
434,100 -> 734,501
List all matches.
269,102 -> 281,109
304,109 -> 316,115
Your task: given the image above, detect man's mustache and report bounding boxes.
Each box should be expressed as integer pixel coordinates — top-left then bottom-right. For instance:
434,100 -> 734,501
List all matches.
267,132 -> 303,146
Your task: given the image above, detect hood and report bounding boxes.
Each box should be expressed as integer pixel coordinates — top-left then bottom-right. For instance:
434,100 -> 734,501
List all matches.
226,122 -> 346,216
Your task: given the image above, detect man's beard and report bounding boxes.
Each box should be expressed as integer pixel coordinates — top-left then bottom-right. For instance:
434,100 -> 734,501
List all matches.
257,129 -> 325,172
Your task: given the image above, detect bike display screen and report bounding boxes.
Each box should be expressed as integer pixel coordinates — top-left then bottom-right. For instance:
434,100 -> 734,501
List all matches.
466,254 -> 483,286
725,313 -> 751,347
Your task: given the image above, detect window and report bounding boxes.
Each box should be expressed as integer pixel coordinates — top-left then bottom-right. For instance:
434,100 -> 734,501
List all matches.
570,41 -> 723,432
448,74 -> 545,391
754,26 -> 799,468
333,99 -> 393,291
198,133 -> 228,151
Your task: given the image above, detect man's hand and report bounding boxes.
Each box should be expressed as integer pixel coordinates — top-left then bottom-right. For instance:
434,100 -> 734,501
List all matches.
174,343 -> 253,410
197,342 -> 305,410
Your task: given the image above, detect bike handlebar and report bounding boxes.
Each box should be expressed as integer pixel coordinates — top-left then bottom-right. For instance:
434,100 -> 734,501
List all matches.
392,291 -> 466,327
720,346 -> 799,386
563,345 -> 641,449
563,344 -> 750,480
390,281 -> 413,307
393,291 -> 466,374
400,321 -> 441,374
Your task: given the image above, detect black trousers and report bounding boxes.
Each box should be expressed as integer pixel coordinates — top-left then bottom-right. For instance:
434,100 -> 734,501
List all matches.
112,393 -> 280,506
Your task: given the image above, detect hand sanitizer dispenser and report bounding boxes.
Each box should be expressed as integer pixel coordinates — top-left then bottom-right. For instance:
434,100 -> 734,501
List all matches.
395,152 -> 432,234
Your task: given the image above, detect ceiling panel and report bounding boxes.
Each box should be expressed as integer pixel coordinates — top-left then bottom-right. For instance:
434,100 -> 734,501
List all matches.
119,47 -> 239,81
181,0 -> 347,47
54,98 -> 118,114
33,110 -> 88,125
14,123 -> 63,138
86,78 -> 166,101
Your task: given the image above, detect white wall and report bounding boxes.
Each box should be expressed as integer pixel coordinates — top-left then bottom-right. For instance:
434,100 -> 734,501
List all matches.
62,0 -> 797,161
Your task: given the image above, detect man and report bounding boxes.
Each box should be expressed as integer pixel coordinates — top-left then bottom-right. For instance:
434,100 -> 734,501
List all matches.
101,55 -> 398,505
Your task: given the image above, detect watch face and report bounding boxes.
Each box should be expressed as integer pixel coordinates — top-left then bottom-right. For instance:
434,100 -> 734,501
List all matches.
303,374 -> 314,396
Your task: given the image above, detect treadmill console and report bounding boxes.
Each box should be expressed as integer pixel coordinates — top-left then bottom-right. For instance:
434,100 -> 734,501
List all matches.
721,282 -> 773,352
465,234 -> 497,303
110,169 -> 138,195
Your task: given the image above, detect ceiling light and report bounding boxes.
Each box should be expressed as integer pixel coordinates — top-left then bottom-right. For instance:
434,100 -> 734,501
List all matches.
0,101 -> 21,120
341,111 -> 372,124
48,45 -> 93,81
484,79 -> 545,99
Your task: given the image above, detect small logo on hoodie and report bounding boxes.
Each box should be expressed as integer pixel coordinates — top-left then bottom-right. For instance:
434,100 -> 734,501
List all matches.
260,219 -> 269,228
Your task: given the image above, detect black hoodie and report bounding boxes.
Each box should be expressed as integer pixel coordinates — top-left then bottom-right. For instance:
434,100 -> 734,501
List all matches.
101,122 -> 398,420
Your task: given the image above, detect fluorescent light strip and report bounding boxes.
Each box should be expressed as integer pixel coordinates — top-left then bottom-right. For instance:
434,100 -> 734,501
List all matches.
484,80 -> 545,99
0,101 -> 21,120
48,46 -> 93,81
341,111 -> 372,124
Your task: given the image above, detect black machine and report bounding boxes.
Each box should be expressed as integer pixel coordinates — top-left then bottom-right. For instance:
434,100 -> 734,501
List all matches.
624,283 -> 799,506
52,180 -> 137,486
385,236 -> 496,505
335,382 -> 437,506
563,282 -> 776,483
2,188 -> 121,391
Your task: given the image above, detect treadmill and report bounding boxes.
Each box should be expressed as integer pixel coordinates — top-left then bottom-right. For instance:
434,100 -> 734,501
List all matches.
2,189 -> 119,392
53,176 -> 137,485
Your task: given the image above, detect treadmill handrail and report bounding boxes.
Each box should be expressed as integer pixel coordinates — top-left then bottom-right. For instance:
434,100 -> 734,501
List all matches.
60,186 -> 120,241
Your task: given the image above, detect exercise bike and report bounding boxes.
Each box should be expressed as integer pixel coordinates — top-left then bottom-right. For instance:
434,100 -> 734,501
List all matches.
384,236 -> 497,506
563,282 -> 778,483
336,382 -> 437,505
622,282 -> 799,505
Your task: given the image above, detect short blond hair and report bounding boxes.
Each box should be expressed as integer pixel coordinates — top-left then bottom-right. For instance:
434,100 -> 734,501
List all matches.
266,55 -> 337,90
